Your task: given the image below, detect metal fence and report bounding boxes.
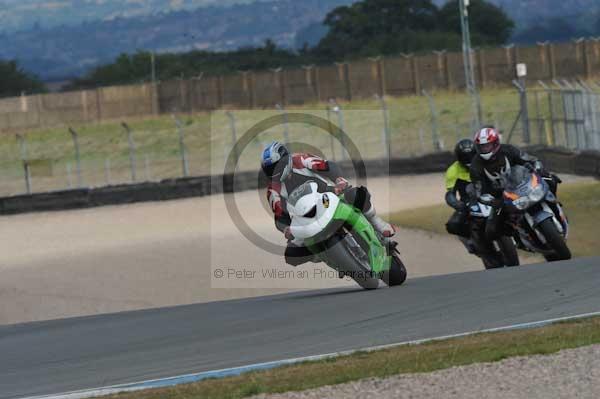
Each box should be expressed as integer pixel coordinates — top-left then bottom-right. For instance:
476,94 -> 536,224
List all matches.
2,39 -> 600,133
511,80 -> 600,151
0,89 -> 524,197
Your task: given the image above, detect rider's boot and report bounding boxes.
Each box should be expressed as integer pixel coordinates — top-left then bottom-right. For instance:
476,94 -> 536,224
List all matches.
364,206 -> 397,237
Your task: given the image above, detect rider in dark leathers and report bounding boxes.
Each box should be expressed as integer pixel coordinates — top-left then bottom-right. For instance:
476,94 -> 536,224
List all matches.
470,126 -> 559,240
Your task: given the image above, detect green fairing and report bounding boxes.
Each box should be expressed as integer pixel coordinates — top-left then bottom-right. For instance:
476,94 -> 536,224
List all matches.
308,198 -> 390,274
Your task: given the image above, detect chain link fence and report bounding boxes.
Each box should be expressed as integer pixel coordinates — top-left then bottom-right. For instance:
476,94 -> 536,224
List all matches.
0,88 -> 524,197
509,80 -> 600,150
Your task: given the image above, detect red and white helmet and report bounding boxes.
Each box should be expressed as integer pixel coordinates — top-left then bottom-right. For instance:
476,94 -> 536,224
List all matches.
474,127 -> 501,161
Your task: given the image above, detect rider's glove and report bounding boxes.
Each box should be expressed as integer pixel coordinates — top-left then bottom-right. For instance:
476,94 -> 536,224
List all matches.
284,227 -> 294,240
334,177 -> 350,195
553,174 -> 563,184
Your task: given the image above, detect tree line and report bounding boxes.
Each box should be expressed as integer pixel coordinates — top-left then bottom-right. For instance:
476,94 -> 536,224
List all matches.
0,60 -> 46,99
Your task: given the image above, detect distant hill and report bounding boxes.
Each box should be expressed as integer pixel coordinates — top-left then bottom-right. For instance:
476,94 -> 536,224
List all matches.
0,0 -> 352,80
0,0 -> 275,33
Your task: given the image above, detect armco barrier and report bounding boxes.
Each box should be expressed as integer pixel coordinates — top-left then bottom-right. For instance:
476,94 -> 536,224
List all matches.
0,149 -> 597,216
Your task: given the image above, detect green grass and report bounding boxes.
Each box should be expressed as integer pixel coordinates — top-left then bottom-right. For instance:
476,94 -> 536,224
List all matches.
105,316 -> 600,399
0,87 -> 523,196
389,181 -> 600,258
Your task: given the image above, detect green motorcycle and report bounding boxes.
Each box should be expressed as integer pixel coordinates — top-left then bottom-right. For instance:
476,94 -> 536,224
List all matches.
287,181 -> 407,290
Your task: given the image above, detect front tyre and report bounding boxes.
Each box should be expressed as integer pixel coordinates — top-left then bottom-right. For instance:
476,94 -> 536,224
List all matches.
382,256 -> 407,287
538,218 -> 572,261
497,236 -> 520,267
322,235 -> 380,290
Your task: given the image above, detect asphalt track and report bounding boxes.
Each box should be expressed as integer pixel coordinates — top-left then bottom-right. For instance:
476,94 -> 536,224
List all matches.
2,257 -> 600,399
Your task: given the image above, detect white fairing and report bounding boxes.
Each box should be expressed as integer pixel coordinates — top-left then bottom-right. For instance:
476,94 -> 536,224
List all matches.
288,182 -> 339,240
470,202 -> 492,218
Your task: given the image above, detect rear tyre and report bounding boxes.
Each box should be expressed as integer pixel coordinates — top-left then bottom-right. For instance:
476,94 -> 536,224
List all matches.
382,256 -> 407,287
473,233 -> 503,269
482,256 -> 503,270
497,236 -> 520,267
538,219 -> 571,261
322,235 -> 380,290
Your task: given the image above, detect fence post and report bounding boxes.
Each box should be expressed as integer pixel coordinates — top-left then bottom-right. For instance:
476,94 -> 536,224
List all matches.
513,79 -> 531,144
121,122 -> 137,182
335,63 -> 352,102
68,127 -> 83,188
81,91 -> 89,122
408,55 -> 421,96
369,56 -> 385,97
433,50 -> 447,89
418,127 -> 426,155
275,104 -> 290,144
582,39 -> 592,80
226,112 -> 239,168
95,89 -> 102,122
179,78 -> 187,113
172,115 -> 190,177
152,82 -> 160,115
144,154 -> 152,181
374,94 -> 391,159
326,105 -> 337,161
313,66 -> 322,103
378,57 -> 386,97
270,68 -> 286,106
104,158 -> 112,185
329,99 -> 347,161
477,49 -> 487,89
16,134 -> 32,194
240,71 -> 255,109
548,43 -> 557,80
422,90 -> 442,151
66,162 -> 73,189
217,76 -> 225,109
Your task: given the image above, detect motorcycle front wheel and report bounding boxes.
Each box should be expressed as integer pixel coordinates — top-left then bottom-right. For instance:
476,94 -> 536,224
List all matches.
497,236 -> 520,267
538,219 -> 572,262
381,255 -> 407,287
321,235 -> 380,290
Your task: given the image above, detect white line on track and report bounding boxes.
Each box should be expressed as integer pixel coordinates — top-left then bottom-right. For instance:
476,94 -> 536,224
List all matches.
23,310 -> 600,399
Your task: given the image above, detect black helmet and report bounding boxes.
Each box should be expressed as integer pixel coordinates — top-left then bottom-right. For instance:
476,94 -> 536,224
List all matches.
454,139 -> 475,166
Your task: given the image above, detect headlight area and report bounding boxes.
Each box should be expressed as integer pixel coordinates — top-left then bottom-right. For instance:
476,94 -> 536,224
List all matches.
512,185 -> 546,210
529,184 -> 546,202
513,197 -> 533,210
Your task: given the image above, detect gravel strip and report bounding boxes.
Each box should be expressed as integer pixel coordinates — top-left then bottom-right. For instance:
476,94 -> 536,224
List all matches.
253,344 -> 600,399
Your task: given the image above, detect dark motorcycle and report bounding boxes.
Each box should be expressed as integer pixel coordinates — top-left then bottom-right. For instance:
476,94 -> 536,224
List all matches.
463,195 -> 520,269
500,164 -> 571,262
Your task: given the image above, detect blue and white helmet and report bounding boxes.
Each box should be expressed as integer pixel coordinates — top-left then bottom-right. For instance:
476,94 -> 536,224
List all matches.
261,141 -> 291,180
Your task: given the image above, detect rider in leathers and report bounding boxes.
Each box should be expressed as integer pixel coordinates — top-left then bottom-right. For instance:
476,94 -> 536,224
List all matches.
470,126 -> 558,240
261,142 -> 396,266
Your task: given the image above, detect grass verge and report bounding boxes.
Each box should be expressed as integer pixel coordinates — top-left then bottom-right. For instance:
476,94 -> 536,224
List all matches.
106,316 -> 600,399
389,181 -> 600,258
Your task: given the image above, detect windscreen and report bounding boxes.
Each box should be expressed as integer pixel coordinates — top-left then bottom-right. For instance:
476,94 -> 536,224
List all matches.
287,181 -> 316,207
504,165 -> 531,191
